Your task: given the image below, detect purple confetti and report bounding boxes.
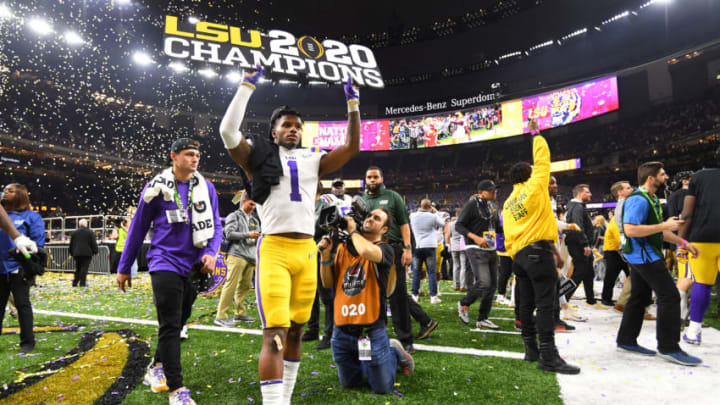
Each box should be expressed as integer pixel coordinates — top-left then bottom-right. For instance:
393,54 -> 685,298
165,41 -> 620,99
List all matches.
393,390 -> 404,397
311,371 -> 318,375
248,398 -> 254,402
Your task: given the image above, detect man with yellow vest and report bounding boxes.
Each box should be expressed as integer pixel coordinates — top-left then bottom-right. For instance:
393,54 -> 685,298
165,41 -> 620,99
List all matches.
502,119 -> 580,375
600,182 -> 630,307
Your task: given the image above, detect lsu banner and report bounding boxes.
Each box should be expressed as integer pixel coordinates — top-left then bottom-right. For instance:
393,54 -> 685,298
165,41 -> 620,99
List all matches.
163,16 -> 384,88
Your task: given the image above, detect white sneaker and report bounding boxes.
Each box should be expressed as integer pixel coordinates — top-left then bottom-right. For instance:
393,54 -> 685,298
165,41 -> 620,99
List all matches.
430,296 -> 442,304
143,364 -> 169,393
180,325 -> 188,340
169,387 -> 196,405
458,301 -> 470,324
477,319 -> 500,329
562,309 -> 588,322
411,295 -> 419,303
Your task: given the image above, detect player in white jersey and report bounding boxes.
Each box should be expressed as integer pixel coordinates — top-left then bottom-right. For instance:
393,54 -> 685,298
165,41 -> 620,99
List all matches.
320,178 -> 353,215
219,66 -> 360,405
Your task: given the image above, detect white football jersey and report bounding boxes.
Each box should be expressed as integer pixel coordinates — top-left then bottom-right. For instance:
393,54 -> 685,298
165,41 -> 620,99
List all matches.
257,146 -> 326,235
320,193 -> 353,216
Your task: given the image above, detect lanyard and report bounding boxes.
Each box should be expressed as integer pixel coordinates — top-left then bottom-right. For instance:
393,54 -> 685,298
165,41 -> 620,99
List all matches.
638,187 -> 662,222
173,178 -> 194,213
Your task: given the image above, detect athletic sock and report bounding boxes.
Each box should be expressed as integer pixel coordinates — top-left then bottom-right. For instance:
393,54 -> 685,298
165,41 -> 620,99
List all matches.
260,380 -> 283,405
687,321 -> 702,337
689,283 -> 712,323
282,359 -> 300,404
679,289 -> 689,320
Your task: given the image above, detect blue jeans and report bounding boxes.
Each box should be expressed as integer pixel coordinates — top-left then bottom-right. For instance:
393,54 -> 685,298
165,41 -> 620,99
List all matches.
331,325 -> 399,394
411,247 -> 438,296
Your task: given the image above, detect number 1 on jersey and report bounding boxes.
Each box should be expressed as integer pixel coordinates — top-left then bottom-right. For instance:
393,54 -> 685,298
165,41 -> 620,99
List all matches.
288,160 -> 302,202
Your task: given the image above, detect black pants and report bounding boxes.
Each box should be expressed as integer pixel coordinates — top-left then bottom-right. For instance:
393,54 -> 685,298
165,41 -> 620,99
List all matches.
307,266 -> 334,339
388,243 -> 413,346
72,256 -> 92,287
513,244 -> 558,345
565,244 -> 596,304
602,250 -> 629,303
497,255 -> 513,295
151,271 -> 197,391
110,250 -> 121,274
460,249 -> 498,321
616,260 -> 681,353
0,273 -> 34,347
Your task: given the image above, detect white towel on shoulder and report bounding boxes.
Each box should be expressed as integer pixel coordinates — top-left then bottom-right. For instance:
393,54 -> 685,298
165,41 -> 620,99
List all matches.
144,167 -> 214,248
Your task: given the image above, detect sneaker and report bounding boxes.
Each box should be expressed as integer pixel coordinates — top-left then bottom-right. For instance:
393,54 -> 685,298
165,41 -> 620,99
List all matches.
600,300 -> 615,307
658,350 -> 702,366
417,319 -> 439,340
554,320 -> 575,333
19,343 -> 35,353
315,337 -> 331,350
586,302 -> 609,309
476,319 -> 500,329
301,332 -> 319,342
143,365 -> 169,393
562,309 -> 587,322
683,331 -> 702,345
458,301 -> 470,324
389,339 -> 415,374
614,304 -> 625,313
214,318 -> 237,328
617,344 -> 656,356
430,296 -> 442,304
403,342 -> 416,354
234,315 -> 256,323
411,294 -> 419,303
515,319 -> 522,330
180,326 -> 188,340
169,387 -> 196,405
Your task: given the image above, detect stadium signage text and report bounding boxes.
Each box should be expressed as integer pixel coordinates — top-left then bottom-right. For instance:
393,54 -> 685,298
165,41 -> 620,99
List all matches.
163,16 -> 384,88
383,92 -> 498,116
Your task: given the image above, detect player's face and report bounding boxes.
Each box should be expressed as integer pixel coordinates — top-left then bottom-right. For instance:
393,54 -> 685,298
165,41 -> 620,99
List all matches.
332,185 -> 345,197
365,170 -> 383,192
273,114 -> 303,149
549,177 -> 558,196
363,209 -> 389,235
172,149 -> 200,173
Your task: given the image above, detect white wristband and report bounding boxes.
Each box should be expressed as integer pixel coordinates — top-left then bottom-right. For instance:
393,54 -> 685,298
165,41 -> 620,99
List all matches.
347,100 -> 359,113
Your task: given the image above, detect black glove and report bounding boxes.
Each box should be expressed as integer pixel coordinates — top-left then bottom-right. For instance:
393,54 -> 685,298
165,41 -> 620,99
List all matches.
9,248 -> 47,285
189,262 -> 213,293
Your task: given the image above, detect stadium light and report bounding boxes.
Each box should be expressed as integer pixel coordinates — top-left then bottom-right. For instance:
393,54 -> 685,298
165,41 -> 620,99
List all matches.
198,68 -> 217,78
132,51 -> 154,66
168,62 -> 188,73
115,0 -> 132,5
28,17 -> 53,36
225,71 -> 242,83
0,3 -> 13,19
64,31 -> 85,46
188,16 -> 199,24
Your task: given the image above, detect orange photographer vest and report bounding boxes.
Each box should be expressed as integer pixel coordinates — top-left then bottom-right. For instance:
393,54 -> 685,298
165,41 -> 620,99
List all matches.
333,243 -> 382,327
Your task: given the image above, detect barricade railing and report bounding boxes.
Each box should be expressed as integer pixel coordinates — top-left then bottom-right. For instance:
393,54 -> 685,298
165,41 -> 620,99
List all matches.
44,245 -> 111,274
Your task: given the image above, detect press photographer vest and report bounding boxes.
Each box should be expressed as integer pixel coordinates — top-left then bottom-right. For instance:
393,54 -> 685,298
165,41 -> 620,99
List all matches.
620,189 -> 664,259
333,243 -> 382,327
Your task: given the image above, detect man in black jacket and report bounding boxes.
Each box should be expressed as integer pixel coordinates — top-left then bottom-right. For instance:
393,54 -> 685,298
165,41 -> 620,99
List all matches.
456,179 -> 503,329
564,184 -> 605,307
69,219 -> 98,287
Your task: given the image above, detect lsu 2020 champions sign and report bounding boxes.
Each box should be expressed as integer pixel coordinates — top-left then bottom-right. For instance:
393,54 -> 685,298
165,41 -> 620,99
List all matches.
163,16 -> 384,88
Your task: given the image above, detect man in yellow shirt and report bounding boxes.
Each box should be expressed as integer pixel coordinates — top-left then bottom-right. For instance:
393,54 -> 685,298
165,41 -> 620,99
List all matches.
502,119 -> 580,375
601,182 -> 631,306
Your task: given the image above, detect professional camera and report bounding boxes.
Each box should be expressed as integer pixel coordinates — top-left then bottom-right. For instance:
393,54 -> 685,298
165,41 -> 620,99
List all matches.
316,195 -> 368,235
669,171 -> 693,192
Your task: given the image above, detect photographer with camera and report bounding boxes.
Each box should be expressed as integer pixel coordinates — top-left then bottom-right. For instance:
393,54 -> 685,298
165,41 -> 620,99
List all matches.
1,183 -> 44,354
318,208 -> 414,394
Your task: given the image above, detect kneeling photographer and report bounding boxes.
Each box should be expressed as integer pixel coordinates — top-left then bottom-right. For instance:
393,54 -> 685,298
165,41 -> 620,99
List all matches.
317,208 -> 414,395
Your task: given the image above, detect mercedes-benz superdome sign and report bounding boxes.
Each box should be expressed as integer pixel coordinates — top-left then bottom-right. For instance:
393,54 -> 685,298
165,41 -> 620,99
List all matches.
163,16 -> 384,88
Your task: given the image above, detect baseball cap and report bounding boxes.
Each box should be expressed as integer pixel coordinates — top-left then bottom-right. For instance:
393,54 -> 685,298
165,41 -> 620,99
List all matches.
332,178 -> 344,187
477,179 -> 497,191
171,138 -> 200,153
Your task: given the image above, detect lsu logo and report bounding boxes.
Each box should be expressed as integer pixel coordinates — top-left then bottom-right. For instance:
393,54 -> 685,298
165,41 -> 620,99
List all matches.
550,88 -> 581,127
297,36 -> 324,59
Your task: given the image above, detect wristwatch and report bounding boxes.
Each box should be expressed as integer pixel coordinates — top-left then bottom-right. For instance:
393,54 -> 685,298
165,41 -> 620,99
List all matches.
403,244 -> 411,250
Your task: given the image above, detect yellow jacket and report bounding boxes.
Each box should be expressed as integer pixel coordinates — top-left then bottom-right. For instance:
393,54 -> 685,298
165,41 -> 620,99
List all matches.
603,218 -> 620,251
502,135 -> 558,258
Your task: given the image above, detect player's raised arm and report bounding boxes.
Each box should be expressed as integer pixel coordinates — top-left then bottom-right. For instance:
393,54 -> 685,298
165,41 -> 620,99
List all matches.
219,66 -> 263,176
319,78 -> 360,176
